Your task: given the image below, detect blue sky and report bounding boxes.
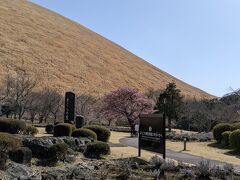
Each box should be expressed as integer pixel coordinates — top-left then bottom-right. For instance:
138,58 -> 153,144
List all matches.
31,0 -> 240,97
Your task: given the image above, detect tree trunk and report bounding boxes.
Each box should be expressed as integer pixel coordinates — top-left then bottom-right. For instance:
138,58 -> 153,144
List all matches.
127,119 -> 135,136
168,118 -> 172,132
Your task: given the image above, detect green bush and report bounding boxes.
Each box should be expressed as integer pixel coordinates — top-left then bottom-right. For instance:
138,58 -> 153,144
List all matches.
47,143 -> 68,165
45,124 -> 54,134
9,147 -> 32,165
230,122 -> 240,131
83,141 -> 110,158
24,125 -> 38,136
84,125 -> 111,142
72,128 -> 97,140
0,133 -> 22,152
213,123 -> 231,143
221,131 -> 231,146
53,123 -> 73,137
229,129 -> 240,151
0,118 -> 26,134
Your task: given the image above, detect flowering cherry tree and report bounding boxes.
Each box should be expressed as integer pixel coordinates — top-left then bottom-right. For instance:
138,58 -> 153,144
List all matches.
102,87 -> 154,135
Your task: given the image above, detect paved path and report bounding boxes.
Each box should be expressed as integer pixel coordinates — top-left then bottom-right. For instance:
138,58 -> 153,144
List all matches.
119,137 -> 240,174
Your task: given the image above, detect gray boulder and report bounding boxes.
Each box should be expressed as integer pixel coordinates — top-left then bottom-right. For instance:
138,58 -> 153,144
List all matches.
22,136 -> 91,158
6,163 -> 34,180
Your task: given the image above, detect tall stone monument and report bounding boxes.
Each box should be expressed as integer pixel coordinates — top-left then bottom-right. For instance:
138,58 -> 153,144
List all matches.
64,92 -> 75,123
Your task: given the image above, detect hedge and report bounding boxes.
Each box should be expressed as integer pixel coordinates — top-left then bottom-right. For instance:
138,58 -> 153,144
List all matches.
213,123 -> 231,143
84,125 -> 111,142
221,131 -> 231,146
0,118 -> 26,134
47,143 -> 68,166
72,128 -> 97,140
45,124 -> 54,134
24,125 -> 38,136
54,123 -> 74,137
83,141 -> 110,158
230,122 -> 240,131
229,129 -> 240,151
0,132 -> 22,152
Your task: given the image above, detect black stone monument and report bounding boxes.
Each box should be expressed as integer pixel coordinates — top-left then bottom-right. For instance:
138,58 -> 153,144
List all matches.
64,92 -> 75,123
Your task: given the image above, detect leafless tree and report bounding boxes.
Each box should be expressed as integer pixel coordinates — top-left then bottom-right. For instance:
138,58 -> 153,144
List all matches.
75,94 -> 97,123
36,88 -> 63,124
0,71 -> 37,119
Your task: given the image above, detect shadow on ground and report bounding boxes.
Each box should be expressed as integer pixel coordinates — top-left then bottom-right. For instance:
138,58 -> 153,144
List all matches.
207,142 -> 240,159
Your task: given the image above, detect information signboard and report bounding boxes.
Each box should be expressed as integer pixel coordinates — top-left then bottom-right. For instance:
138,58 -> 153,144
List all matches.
139,114 -> 166,158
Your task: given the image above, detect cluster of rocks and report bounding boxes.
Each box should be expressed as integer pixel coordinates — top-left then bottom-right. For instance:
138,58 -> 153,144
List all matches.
22,136 -> 92,159
2,162 -> 95,180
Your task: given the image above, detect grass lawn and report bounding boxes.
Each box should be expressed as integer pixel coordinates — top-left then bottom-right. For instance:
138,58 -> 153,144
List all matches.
109,131 -> 240,165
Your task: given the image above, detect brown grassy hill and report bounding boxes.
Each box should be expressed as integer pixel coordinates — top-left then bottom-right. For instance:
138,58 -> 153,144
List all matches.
0,0 -> 213,99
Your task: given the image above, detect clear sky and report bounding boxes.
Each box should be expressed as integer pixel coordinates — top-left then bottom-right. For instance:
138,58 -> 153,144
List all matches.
31,0 -> 240,97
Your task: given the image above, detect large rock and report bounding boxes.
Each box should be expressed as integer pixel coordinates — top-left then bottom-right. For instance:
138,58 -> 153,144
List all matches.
41,164 -> 94,180
22,136 -> 91,158
6,163 -> 35,180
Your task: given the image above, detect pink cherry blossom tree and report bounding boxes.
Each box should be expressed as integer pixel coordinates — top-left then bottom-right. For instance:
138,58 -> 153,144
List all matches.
102,87 -> 154,135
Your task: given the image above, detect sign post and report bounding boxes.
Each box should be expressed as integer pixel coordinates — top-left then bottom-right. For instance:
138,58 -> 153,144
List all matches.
64,92 -> 75,123
138,114 -> 166,159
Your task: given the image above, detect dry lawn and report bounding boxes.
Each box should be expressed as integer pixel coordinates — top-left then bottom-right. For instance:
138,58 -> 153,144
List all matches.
0,0 -> 213,99
109,131 -> 240,165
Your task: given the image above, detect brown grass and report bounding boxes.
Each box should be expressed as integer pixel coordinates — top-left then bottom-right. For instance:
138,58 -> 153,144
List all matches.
0,0 -> 214,99
109,131 -> 240,165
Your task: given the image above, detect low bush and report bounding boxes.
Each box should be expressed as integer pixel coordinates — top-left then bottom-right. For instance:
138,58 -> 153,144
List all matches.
221,131 -> 231,146
0,133 -> 22,152
229,129 -> 240,151
196,160 -> 211,179
47,143 -> 68,165
213,123 -> 231,143
84,125 -> 111,142
10,147 -> 32,165
0,118 -> 26,134
53,123 -> 73,137
230,122 -> 240,131
166,132 -> 213,142
0,152 -> 8,170
83,141 -> 110,158
45,124 -> 54,134
24,125 -> 38,136
72,128 -> 97,140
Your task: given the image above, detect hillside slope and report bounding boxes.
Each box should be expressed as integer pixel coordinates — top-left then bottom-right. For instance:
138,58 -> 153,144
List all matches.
0,0 -> 213,99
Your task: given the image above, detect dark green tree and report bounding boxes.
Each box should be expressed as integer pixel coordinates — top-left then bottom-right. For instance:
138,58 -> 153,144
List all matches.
155,82 -> 183,131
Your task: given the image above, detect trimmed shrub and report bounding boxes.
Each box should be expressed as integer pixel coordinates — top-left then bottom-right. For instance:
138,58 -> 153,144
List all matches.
213,123 -> 231,143
230,122 -> 240,131
83,141 -> 110,158
84,125 -> 111,142
24,125 -> 38,136
47,143 -> 68,165
229,129 -> 240,151
0,118 -> 26,134
53,123 -> 73,137
70,124 -> 76,132
0,152 -> 8,170
45,124 -> 54,134
72,128 -> 97,140
0,133 -> 22,152
10,147 -> 32,165
221,131 -> 231,146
